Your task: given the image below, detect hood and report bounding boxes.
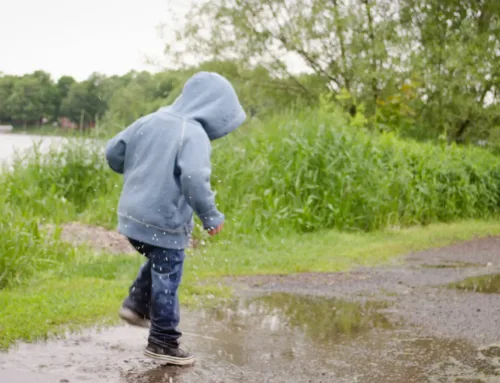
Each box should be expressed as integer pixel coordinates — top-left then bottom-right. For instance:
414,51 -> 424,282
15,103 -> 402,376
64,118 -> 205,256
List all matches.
169,72 -> 247,140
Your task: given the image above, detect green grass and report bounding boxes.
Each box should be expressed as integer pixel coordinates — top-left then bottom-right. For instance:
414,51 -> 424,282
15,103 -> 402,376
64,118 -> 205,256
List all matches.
4,107 -> 500,239
0,250 -> 229,349
2,108 -> 500,349
189,219 -> 500,277
0,278 -> 126,348
2,218 -> 499,349
212,108 -> 500,235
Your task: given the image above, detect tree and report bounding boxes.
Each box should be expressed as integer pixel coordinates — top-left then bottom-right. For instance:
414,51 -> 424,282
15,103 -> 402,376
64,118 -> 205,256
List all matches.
166,0 -> 500,141
106,81 -> 156,125
0,75 -> 15,122
167,0 -> 403,117
104,70 -> 181,125
400,0 -> 500,142
54,76 -> 76,120
60,73 -> 110,127
6,71 -> 56,127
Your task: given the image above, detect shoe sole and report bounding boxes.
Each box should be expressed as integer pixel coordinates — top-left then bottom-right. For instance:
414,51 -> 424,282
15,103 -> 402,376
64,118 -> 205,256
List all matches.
118,307 -> 150,328
144,349 -> 196,366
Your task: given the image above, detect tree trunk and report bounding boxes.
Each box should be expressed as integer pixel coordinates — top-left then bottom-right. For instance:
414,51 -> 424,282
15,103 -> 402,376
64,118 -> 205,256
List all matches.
362,0 -> 379,120
331,0 -> 356,116
455,119 -> 471,144
79,110 -> 84,131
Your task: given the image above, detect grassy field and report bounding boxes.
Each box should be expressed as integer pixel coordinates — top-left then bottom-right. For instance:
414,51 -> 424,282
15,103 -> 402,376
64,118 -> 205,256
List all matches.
1,107 -> 500,349
2,219 -> 500,349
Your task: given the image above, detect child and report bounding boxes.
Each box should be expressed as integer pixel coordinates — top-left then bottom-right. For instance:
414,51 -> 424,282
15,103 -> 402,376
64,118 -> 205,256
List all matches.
105,72 -> 246,365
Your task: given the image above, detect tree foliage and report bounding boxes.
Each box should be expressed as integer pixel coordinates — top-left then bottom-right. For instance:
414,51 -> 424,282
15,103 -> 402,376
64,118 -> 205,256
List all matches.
168,0 -> 500,142
1,1 -> 499,146
0,64 -> 310,129
4,71 -> 57,126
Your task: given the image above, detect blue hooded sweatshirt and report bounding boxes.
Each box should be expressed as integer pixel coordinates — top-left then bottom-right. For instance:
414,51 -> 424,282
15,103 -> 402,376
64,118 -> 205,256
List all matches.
105,72 -> 246,249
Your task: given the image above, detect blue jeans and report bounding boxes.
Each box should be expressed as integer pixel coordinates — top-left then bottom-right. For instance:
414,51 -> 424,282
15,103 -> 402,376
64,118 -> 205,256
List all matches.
123,239 -> 185,348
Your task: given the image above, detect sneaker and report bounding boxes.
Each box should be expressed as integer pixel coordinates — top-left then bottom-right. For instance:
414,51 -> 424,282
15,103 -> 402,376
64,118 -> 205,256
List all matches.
119,306 -> 150,328
144,343 -> 195,366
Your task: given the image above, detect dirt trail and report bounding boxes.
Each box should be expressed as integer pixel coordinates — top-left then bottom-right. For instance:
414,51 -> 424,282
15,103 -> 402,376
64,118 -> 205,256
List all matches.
1,237 -> 500,382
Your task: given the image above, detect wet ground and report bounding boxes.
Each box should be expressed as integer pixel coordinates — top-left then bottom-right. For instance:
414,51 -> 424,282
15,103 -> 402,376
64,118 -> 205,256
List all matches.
44,222 -> 137,255
1,236 -> 500,382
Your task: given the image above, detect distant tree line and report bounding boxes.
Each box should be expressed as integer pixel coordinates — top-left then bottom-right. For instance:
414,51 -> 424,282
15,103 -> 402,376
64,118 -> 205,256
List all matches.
1,0 -> 499,145
0,63 -> 315,131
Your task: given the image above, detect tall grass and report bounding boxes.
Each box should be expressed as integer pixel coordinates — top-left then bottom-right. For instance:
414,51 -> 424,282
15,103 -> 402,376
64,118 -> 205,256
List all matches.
0,141 -> 120,288
2,108 -> 500,287
3,108 -> 500,237
1,140 -> 121,226
0,203 -> 78,288
213,109 -> 500,235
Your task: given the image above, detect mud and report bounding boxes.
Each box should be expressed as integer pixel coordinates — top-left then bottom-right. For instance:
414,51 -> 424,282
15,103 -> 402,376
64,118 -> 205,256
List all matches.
45,222 -> 137,255
1,236 -> 500,382
45,223 -> 199,254
450,274 -> 500,294
229,236 -> 500,346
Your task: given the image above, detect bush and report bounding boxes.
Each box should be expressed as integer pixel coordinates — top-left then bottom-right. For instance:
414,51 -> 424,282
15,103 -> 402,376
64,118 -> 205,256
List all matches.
213,108 -> 500,235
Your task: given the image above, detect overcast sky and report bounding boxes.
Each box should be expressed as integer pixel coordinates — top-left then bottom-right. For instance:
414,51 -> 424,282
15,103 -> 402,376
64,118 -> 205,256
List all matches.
1,0 -> 193,80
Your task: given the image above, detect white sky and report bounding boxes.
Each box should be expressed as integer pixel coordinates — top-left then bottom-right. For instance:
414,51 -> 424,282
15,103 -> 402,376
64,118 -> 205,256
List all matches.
1,0 -> 193,81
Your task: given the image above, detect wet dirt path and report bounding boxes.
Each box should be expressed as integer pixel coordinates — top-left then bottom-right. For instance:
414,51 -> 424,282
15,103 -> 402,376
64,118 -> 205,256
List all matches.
1,237 -> 500,382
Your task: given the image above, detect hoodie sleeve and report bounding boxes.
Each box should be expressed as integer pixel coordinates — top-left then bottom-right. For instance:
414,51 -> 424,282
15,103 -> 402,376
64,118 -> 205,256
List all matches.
177,125 -> 225,231
105,124 -> 135,174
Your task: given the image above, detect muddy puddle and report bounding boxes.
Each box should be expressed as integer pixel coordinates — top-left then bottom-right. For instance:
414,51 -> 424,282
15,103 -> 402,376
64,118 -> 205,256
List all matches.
450,274 -> 500,294
418,261 -> 481,269
1,292 -> 499,383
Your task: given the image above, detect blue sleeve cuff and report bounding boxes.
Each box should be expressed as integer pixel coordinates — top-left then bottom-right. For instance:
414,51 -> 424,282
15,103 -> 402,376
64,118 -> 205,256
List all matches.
200,210 -> 225,231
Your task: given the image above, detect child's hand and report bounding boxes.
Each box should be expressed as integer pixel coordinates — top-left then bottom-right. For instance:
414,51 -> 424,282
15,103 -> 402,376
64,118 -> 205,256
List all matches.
208,223 -> 224,236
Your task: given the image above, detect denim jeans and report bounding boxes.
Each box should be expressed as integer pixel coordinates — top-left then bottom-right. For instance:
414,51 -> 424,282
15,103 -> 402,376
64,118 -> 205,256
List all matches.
123,238 -> 185,348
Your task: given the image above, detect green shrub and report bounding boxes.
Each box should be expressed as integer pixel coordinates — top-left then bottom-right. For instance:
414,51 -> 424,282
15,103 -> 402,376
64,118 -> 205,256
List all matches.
212,108 -> 500,235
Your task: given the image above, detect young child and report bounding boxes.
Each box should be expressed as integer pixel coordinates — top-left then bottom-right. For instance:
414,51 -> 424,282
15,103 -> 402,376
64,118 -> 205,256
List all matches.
105,72 -> 246,365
